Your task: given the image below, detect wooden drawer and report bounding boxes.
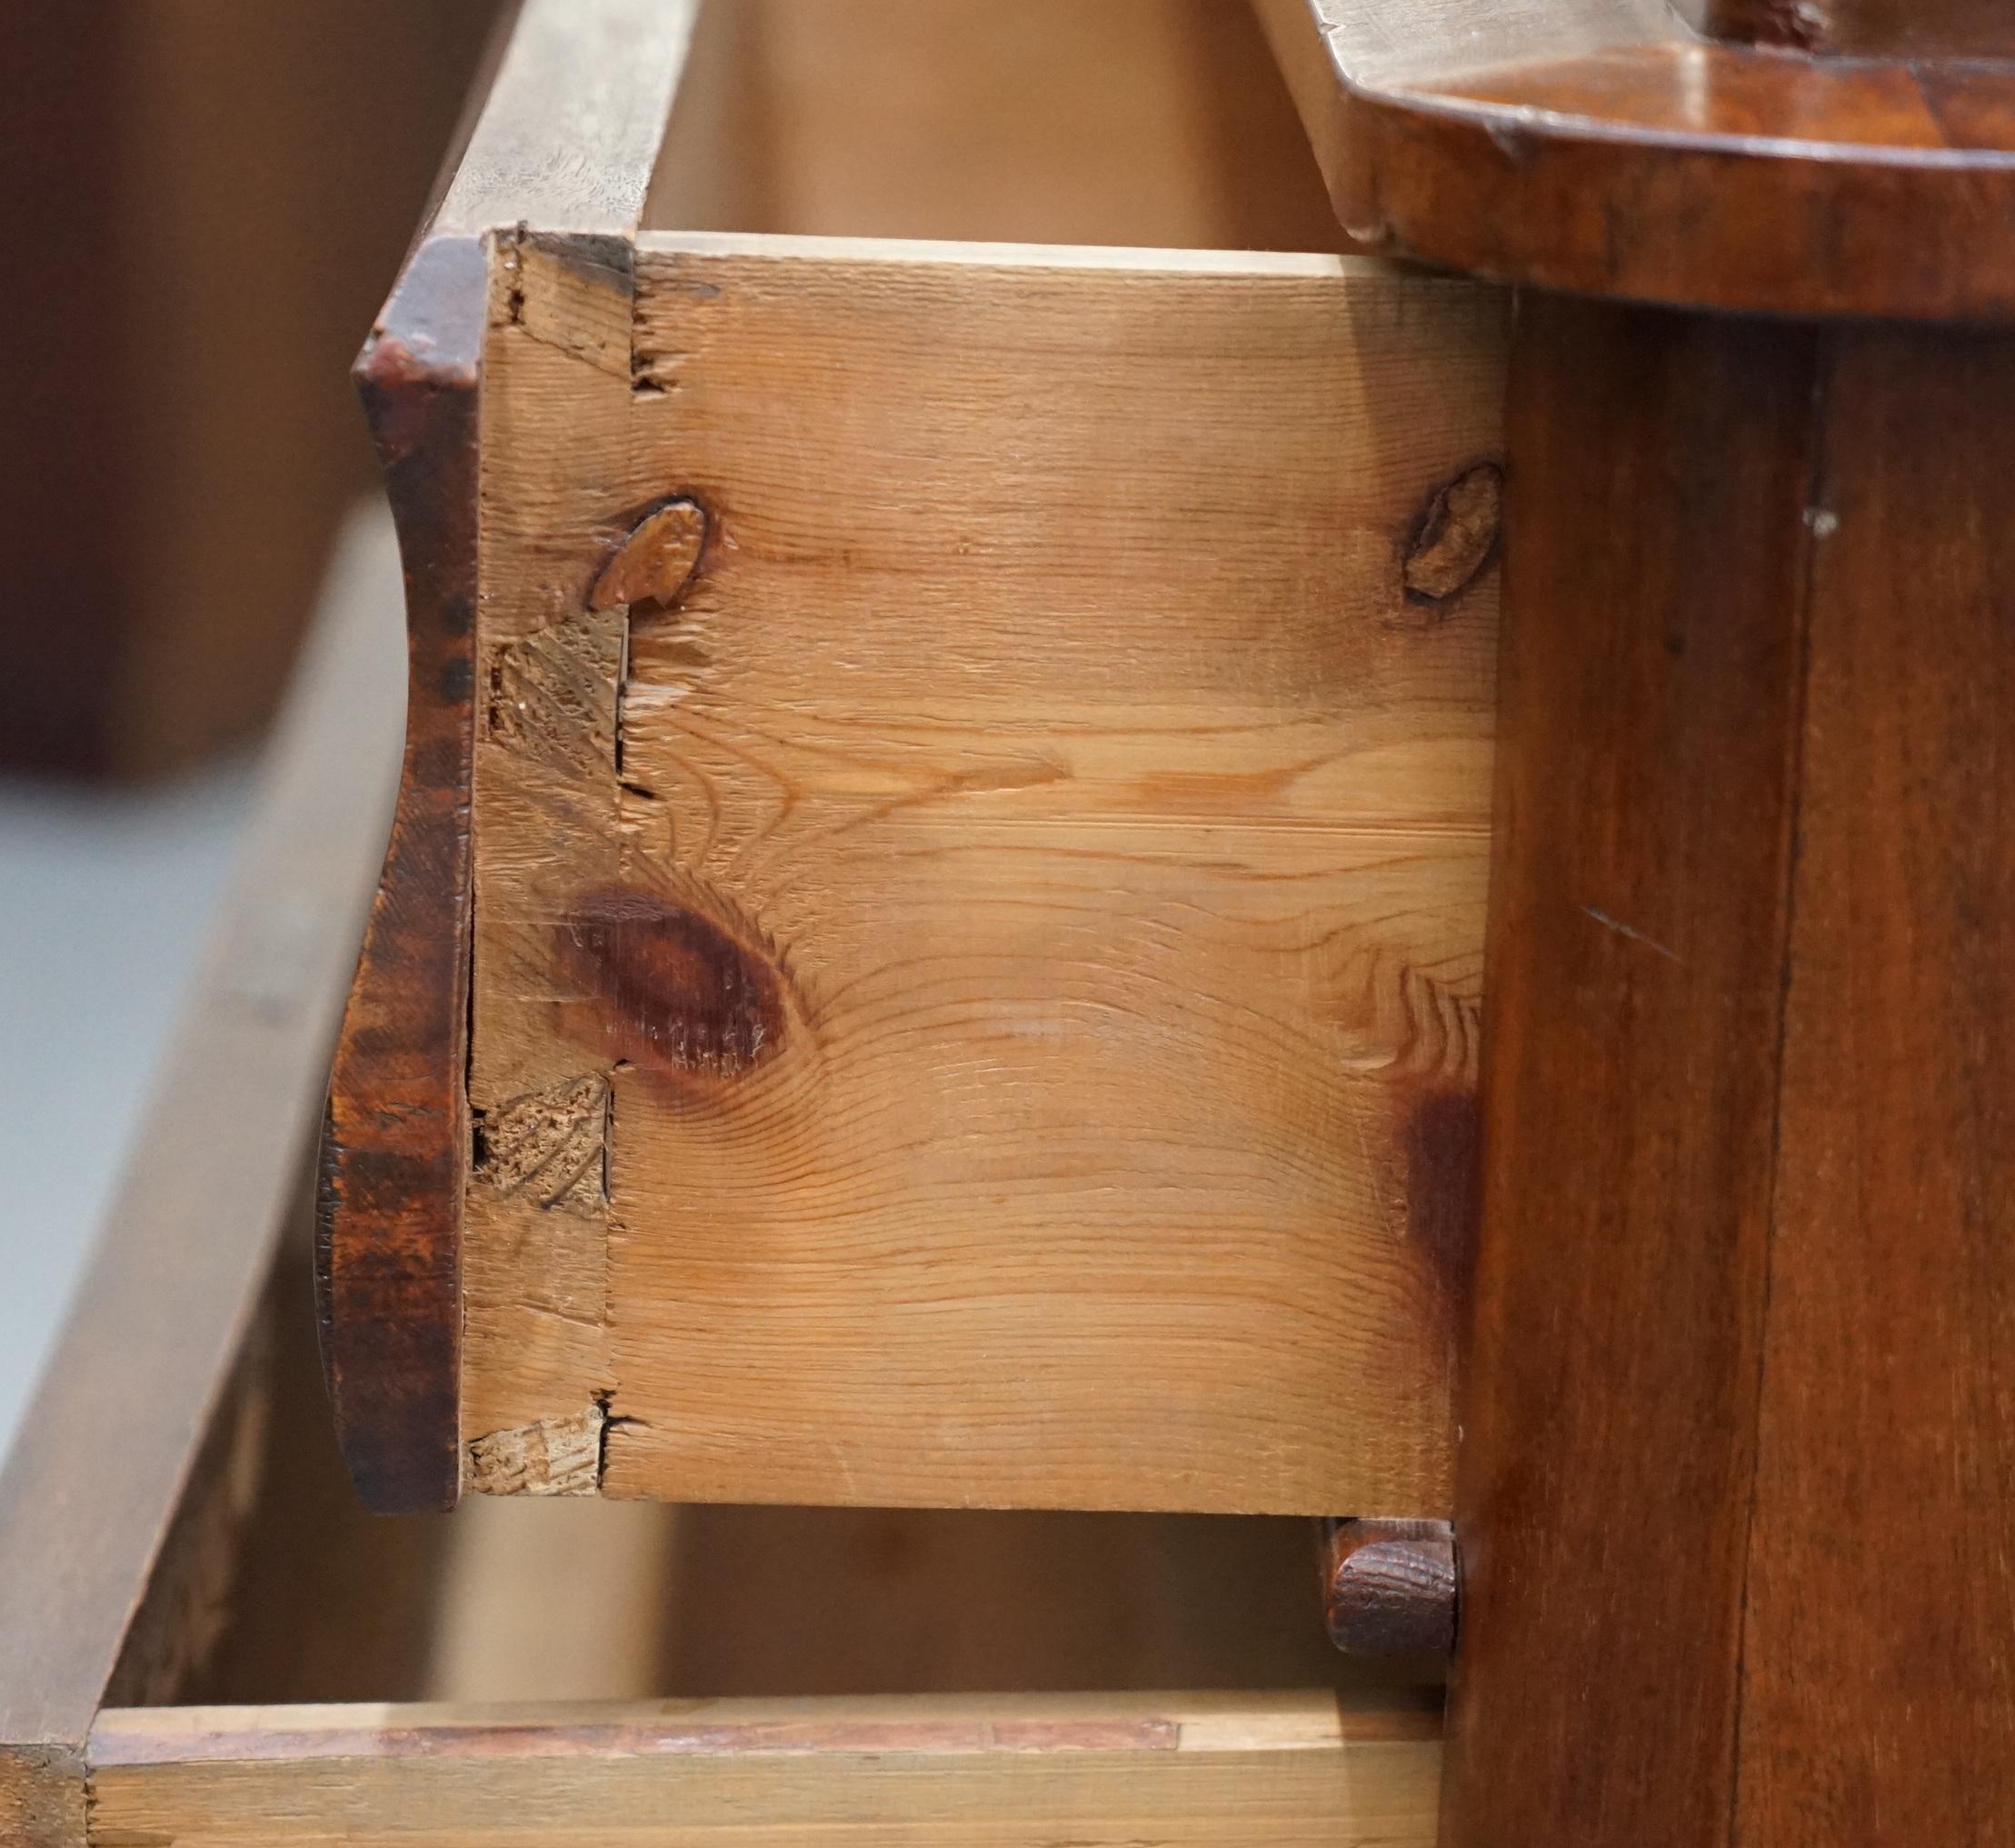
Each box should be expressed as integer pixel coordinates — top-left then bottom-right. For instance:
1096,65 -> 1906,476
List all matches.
0,516 -> 1440,1844
322,0 -> 1509,1516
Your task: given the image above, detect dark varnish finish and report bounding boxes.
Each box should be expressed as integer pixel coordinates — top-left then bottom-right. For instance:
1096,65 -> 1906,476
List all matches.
1265,4 -> 2015,1840
1258,0 -> 2015,321
1689,0 -> 2015,55
316,235 -> 484,1514
1320,1518 -> 1457,1660
1442,295 -> 1820,1847
1732,325 -> 2015,1845
1446,294 -> 2015,1848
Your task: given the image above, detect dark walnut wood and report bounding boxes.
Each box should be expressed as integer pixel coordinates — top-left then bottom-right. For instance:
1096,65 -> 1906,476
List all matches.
1446,288 -> 2015,1848
316,0 -> 692,1514
1731,321 -> 2015,1843
1257,0 -> 2015,320
1262,3 -> 2015,1843
317,235 -> 483,1515
1444,295 -> 1820,1847
1686,0 -> 2015,56
1319,1519 -> 1456,1660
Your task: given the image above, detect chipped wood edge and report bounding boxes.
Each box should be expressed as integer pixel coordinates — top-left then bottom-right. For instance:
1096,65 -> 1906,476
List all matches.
458,408 -> 721,1484
0,1748 -> 83,1848
465,1405 -> 607,1497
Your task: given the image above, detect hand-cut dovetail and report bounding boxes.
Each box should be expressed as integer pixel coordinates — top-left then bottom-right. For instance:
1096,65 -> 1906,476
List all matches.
467,1404 -> 605,1495
473,1073 -> 609,1215
588,497 -> 708,611
1402,462 -> 1503,607
1319,1516 -> 1458,1657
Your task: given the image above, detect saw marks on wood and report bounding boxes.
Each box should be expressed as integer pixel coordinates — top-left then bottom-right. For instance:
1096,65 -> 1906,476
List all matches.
464,234 -> 1504,1512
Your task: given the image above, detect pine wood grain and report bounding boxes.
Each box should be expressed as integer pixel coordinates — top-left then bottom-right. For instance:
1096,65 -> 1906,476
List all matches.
325,0 -> 1504,1513
86,1692 -> 1441,1848
463,235 -> 1504,1512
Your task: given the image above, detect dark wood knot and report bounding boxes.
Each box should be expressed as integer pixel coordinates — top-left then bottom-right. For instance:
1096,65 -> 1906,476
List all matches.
588,496 -> 708,611
552,884 -> 789,1086
1402,462 -> 1502,609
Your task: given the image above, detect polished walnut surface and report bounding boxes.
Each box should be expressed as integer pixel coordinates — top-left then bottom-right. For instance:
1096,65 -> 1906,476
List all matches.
1260,0 -> 2015,318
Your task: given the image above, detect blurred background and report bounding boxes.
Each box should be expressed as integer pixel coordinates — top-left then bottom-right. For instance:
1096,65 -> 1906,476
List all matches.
0,0 -> 1351,1453
1,0 -> 1379,1712
2,0 -> 499,1440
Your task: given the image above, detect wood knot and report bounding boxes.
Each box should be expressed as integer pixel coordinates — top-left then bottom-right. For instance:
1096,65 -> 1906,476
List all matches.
1402,462 -> 1502,610
588,497 -> 708,611
552,884 -> 790,1085
1320,1517 -> 1457,1657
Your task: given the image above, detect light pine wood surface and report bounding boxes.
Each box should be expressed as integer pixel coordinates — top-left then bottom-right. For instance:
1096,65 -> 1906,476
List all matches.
463,232 -> 1504,1513
87,1692 -> 1440,1848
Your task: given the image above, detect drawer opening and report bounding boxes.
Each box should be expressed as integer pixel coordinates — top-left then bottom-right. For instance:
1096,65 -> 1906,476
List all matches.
86,1244 -> 1443,1845
643,0 -> 1348,253
115,1243 -> 1440,1712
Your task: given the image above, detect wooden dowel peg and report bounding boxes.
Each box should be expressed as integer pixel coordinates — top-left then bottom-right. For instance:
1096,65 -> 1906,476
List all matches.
1318,1517 -> 1456,1659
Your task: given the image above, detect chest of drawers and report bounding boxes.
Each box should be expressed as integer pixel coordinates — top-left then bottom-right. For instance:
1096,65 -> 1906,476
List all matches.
314,4 -> 2015,1843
